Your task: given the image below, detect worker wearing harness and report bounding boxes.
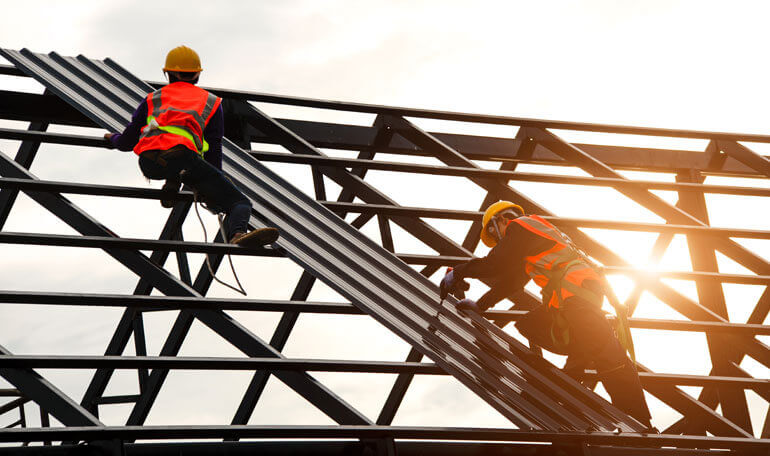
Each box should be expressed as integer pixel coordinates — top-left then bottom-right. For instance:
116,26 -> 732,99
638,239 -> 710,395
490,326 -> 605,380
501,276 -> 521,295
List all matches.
440,201 -> 652,427
104,45 -> 278,247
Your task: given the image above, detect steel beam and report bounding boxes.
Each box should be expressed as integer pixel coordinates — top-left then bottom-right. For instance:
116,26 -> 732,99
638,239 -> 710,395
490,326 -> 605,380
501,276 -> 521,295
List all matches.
7,64 -> 770,144
1,424 -> 769,451
675,170 -> 752,433
0,120 -> 48,230
0,441 -> 729,456
0,398 -> 28,416
718,140 -> 770,177
230,271 -> 317,427
0,176 -> 195,201
132,312 -> 149,393
201,77 -> 770,144
1,149 -> 770,205
3,291 -> 767,335
22,359 -> 770,391
0,356 -> 444,375
0,90 -> 94,126
245,150 -> 770,197
316,202 -> 770,239
172,227 -> 193,286
0,290 -> 360,313
0,344 -> 102,427
0,231 -> 281,256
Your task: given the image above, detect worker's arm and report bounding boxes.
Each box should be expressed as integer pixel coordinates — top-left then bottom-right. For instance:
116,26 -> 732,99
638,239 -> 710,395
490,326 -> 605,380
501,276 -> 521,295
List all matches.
450,223 -> 533,311
476,279 -> 523,311
452,223 -> 526,279
105,100 -> 148,152
203,104 -> 224,170
453,280 -> 521,314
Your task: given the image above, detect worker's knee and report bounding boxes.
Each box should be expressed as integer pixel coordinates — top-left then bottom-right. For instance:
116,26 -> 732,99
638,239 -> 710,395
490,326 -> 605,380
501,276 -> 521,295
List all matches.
228,199 -> 251,213
227,200 -> 251,218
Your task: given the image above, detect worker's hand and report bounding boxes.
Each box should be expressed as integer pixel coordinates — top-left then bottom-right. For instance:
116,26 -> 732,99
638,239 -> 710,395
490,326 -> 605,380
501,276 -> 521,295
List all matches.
439,268 -> 470,300
103,133 -> 116,149
439,269 -> 455,300
455,298 -> 480,313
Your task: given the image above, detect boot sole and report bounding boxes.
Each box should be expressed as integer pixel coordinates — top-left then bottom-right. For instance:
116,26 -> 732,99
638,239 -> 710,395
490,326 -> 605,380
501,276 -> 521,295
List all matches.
233,227 -> 280,247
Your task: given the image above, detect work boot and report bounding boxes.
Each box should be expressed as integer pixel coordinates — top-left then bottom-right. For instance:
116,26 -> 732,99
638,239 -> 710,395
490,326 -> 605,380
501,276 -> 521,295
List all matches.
230,227 -> 280,247
160,179 -> 181,208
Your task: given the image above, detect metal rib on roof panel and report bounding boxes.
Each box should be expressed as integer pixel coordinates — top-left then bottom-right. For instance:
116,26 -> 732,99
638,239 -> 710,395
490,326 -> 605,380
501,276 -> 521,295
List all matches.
0,47 -> 647,433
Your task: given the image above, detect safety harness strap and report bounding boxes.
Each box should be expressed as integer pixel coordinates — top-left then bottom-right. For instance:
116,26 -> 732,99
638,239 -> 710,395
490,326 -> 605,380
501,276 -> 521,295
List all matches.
515,215 -> 636,361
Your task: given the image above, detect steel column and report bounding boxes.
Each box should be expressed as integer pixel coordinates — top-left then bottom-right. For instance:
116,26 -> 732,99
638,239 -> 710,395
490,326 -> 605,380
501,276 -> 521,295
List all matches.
675,170 -> 752,433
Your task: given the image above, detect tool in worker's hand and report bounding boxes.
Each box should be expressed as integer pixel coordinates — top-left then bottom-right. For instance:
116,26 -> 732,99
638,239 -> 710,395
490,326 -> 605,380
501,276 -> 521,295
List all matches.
438,267 -> 470,305
438,268 -> 453,306
430,268 -> 471,333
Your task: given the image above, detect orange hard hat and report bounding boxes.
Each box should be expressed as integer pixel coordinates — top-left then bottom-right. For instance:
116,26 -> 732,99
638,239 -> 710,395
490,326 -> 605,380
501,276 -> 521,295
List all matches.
163,46 -> 202,73
480,201 -> 524,247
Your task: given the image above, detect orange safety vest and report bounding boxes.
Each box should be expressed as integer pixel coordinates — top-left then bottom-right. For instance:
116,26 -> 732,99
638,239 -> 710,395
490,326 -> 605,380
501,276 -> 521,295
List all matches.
134,82 -> 221,157
511,215 -> 601,308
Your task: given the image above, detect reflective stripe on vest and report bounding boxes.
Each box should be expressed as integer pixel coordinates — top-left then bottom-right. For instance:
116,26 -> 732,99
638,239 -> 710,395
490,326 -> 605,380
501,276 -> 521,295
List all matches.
134,83 -> 221,157
512,215 -> 601,308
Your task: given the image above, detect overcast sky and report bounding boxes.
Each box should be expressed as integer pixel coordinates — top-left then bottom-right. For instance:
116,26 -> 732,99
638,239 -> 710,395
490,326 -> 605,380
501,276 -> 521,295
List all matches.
2,0 -> 770,437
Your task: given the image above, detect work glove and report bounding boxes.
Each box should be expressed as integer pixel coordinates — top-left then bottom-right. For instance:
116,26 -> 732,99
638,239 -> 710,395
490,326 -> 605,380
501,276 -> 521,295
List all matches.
439,268 -> 470,301
456,298 -> 481,313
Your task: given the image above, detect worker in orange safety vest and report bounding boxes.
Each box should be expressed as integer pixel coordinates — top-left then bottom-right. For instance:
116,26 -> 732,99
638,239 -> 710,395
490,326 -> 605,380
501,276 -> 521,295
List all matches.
104,45 -> 278,247
439,201 -> 653,428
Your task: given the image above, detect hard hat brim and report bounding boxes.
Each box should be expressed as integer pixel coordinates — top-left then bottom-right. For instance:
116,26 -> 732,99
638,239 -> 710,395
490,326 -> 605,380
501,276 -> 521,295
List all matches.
480,201 -> 524,248
480,227 -> 497,248
163,67 -> 203,73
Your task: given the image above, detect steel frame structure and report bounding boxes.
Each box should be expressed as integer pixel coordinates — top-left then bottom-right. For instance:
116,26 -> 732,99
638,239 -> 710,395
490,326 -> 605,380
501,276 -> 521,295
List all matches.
0,49 -> 768,454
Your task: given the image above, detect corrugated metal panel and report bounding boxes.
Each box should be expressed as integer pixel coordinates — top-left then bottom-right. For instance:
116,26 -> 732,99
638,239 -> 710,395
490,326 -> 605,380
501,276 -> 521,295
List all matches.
0,48 -> 646,433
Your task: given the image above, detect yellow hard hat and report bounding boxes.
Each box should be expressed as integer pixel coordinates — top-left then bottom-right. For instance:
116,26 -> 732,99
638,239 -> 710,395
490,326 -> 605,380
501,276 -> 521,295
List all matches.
163,46 -> 203,73
480,201 -> 524,247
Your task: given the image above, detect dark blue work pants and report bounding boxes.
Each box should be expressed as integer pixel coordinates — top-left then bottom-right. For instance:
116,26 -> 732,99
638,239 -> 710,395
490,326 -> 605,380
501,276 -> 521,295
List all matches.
517,297 -> 652,426
138,146 -> 251,239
